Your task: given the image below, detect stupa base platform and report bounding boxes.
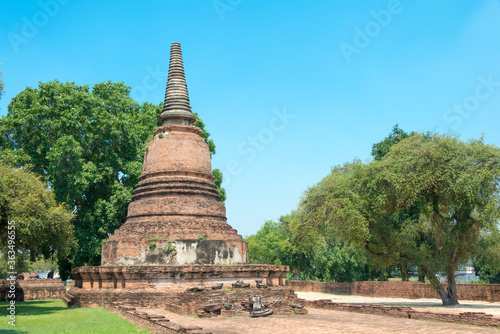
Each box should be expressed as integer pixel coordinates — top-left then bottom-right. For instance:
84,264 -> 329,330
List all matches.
67,264 -> 289,308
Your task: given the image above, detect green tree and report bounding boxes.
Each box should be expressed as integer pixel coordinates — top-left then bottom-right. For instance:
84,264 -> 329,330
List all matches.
0,163 -> 76,278
371,124 -> 413,161
294,134 -> 500,305
301,239 -> 374,282
245,214 -> 373,281
1,80 -> 226,277
245,215 -> 307,279
2,80 -> 158,276
372,125 -> 419,281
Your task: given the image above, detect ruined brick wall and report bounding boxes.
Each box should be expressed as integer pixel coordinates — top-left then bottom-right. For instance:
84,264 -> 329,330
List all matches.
69,285 -> 307,317
164,287 -> 306,316
286,280 -> 500,302
0,279 -> 66,301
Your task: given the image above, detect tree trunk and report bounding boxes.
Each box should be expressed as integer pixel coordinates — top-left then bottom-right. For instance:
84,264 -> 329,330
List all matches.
445,267 -> 459,305
417,267 -> 425,282
401,263 -> 409,282
421,267 -> 459,305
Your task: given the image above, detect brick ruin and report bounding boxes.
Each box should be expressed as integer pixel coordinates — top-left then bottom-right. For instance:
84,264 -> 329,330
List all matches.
0,278 -> 66,301
101,42 -> 247,266
66,43 -> 291,314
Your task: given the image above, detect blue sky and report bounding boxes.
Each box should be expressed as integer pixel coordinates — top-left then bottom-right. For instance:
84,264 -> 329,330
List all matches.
1,0 -> 500,236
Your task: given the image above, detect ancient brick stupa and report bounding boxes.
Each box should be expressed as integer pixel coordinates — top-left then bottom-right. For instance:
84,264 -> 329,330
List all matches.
67,43 -> 288,307
101,42 -> 247,266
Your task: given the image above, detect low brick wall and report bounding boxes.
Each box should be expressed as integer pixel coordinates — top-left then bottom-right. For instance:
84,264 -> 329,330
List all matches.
306,299 -> 500,327
0,279 -> 66,301
286,280 -> 500,302
107,303 -> 210,334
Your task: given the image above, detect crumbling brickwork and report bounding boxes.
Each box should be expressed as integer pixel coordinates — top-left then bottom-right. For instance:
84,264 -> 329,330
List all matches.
101,124 -> 247,265
0,279 -> 66,301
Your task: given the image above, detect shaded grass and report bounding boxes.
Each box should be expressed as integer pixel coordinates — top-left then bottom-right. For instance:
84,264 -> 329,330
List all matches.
0,299 -> 149,334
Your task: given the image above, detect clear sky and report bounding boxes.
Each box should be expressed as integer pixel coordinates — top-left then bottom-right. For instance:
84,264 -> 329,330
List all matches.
1,0 -> 500,237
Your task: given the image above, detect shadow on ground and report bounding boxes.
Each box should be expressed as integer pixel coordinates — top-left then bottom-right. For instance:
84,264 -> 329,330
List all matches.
1,299 -> 67,317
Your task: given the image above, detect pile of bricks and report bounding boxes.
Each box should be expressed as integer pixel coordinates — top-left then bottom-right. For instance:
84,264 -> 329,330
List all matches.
164,286 -> 308,317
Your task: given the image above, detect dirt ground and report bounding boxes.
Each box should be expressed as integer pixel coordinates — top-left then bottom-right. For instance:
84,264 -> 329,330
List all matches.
297,291 -> 500,316
137,292 -> 500,333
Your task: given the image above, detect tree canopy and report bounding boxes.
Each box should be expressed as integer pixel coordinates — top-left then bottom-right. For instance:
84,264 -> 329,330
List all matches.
245,214 -> 375,282
293,133 -> 500,305
0,163 -> 76,278
1,80 -> 225,278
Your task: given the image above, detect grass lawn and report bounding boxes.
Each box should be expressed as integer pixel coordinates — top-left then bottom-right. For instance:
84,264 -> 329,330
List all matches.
0,299 -> 150,334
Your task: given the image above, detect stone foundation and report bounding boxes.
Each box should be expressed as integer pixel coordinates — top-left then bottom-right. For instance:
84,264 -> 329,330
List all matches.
67,264 -> 289,307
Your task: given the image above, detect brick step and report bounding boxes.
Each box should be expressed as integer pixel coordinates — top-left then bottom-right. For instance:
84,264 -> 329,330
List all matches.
62,293 -> 78,308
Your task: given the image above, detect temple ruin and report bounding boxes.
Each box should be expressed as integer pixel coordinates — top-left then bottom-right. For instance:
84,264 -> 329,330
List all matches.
65,43 -> 290,308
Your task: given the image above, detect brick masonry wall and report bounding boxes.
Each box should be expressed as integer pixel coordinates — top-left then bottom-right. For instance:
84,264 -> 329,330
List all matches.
0,279 -> 66,301
286,280 -> 500,302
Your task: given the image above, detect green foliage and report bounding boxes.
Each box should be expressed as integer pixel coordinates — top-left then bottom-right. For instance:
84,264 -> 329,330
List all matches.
246,214 -> 374,282
167,241 -> 176,252
149,242 -> 156,249
211,168 -> 226,203
294,133 -> 500,304
0,163 -> 76,278
158,133 -> 164,139
1,80 -> 160,275
149,237 -> 164,242
0,80 -> 226,277
301,239 -> 374,282
0,299 -> 149,333
371,124 -> 413,161
198,235 -> 207,240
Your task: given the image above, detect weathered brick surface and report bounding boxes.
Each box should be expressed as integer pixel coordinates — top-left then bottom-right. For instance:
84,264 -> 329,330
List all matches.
69,283 -> 307,319
0,279 -> 66,301
163,286 -> 308,317
107,303 -> 212,333
306,299 -> 500,328
101,124 -> 247,265
286,280 -> 500,302
71,265 -> 289,293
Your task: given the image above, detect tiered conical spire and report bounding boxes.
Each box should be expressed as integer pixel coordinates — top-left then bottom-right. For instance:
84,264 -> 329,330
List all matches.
158,42 -> 196,124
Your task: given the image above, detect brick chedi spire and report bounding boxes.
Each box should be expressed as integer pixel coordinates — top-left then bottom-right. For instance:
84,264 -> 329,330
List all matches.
101,43 -> 248,266
158,42 -> 196,125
